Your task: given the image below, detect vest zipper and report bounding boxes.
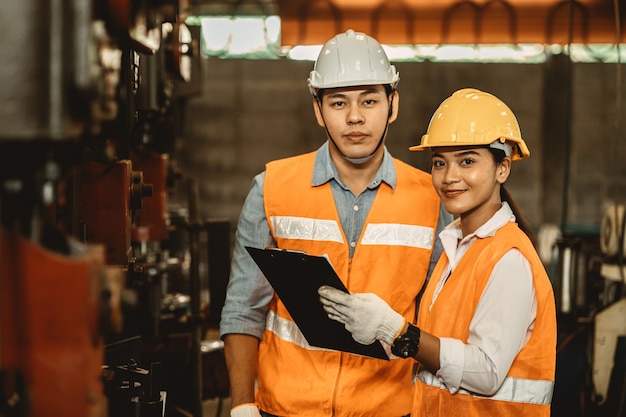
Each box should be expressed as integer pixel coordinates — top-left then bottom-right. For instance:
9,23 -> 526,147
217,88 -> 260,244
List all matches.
330,257 -> 351,417
331,351 -> 345,417
346,257 -> 353,287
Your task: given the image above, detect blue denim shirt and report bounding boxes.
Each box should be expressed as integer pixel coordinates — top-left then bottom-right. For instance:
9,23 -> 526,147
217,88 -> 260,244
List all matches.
219,142 -> 450,339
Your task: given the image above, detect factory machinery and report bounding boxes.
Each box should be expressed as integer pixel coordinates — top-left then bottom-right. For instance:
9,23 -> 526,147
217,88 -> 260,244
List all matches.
0,1 -> 230,416
546,202 -> 626,417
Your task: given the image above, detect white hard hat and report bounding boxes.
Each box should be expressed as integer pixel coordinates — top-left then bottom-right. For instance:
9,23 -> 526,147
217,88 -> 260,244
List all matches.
307,29 -> 400,96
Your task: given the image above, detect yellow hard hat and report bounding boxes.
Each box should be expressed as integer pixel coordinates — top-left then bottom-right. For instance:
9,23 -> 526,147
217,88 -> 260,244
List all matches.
409,88 -> 530,160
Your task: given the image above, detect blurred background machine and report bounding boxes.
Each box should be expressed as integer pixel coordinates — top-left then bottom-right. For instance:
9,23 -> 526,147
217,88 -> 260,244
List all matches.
544,200 -> 626,417
0,1 -> 230,416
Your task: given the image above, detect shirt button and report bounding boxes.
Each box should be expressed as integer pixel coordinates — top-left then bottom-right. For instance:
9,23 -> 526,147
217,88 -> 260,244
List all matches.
353,205 -> 359,211
350,241 -> 356,248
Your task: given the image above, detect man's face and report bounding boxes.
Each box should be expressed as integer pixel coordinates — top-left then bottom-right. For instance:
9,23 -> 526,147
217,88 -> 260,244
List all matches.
314,85 -> 397,162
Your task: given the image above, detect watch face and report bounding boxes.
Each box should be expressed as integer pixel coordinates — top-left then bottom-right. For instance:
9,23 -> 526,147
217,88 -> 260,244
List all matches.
391,324 -> 420,358
391,336 -> 418,358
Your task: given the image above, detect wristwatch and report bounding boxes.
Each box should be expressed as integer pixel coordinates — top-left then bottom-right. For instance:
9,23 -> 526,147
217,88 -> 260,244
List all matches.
391,323 -> 421,359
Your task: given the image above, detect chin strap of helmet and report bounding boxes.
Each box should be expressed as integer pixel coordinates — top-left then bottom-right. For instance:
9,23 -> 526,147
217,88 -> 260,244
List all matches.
315,94 -> 394,165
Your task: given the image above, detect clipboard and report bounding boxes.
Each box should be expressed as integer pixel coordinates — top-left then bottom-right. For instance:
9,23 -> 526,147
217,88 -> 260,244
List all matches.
245,246 -> 388,360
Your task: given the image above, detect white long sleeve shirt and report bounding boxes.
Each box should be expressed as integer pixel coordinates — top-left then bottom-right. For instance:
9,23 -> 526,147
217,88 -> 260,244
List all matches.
433,202 -> 538,396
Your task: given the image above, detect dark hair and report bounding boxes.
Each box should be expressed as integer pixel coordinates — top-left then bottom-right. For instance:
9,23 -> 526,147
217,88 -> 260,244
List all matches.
488,148 -> 538,247
317,84 -> 395,102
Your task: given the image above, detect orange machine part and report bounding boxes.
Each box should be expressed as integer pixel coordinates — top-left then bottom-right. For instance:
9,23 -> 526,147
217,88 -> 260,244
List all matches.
79,160 -> 132,266
131,153 -> 169,242
0,229 -> 108,417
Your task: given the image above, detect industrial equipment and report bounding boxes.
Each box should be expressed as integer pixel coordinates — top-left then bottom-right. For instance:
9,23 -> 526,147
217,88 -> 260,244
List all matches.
547,202 -> 626,417
0,1 -> 229,416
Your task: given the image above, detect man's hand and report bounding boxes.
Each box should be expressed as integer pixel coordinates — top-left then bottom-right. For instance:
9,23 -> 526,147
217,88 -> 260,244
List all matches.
230,403 -> 262,417
318,285 -> 404,345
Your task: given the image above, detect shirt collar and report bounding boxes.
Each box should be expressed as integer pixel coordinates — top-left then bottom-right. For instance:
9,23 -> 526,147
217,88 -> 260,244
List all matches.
311,141 -> 397,190
440,201 -> 516,244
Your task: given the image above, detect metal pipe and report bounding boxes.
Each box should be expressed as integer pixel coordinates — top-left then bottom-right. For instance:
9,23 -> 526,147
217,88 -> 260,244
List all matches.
187,178 -> 203,417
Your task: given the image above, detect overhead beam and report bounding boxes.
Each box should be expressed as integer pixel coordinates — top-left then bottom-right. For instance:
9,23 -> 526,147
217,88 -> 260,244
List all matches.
277,0 -> 624,46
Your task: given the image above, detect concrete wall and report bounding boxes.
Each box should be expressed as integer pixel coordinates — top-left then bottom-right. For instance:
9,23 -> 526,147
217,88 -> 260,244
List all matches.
174,56 -> 626,237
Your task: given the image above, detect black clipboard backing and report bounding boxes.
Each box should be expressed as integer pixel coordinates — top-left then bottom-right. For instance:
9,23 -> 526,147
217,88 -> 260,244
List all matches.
246,246 -> 388,360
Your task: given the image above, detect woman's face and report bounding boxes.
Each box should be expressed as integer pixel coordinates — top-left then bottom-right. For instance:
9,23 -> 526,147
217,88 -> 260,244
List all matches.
431,146 -> 511,235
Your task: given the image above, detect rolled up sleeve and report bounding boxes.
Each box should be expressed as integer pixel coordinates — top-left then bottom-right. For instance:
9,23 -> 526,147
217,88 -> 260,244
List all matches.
219,172 -> 276,340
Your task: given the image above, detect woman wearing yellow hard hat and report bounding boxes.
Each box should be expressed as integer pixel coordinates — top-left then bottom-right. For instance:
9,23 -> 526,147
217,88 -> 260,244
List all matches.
319,88 -> 557,417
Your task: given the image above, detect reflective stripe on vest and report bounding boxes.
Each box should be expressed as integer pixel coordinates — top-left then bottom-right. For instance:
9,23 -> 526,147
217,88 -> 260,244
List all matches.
270,216 -> 344,243
270,216 -> 434,249
265,310 -> 330,351
362,223 -> 434,249
417,369 -> 554,405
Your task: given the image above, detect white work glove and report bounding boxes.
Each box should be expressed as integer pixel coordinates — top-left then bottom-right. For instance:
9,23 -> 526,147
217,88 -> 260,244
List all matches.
318,285 -> 405,345
230,403 -> 262,417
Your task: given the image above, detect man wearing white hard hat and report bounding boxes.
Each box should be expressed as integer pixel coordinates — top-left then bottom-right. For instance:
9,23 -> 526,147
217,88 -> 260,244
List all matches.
220,30 -> 450,417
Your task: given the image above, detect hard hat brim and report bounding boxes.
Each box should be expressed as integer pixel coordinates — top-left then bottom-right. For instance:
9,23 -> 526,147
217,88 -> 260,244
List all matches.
409,138 -> 530,161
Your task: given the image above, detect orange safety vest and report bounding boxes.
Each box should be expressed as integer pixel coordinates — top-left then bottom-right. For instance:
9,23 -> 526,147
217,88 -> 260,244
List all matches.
414,222 -> 557,417
257,151 -> 441,417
